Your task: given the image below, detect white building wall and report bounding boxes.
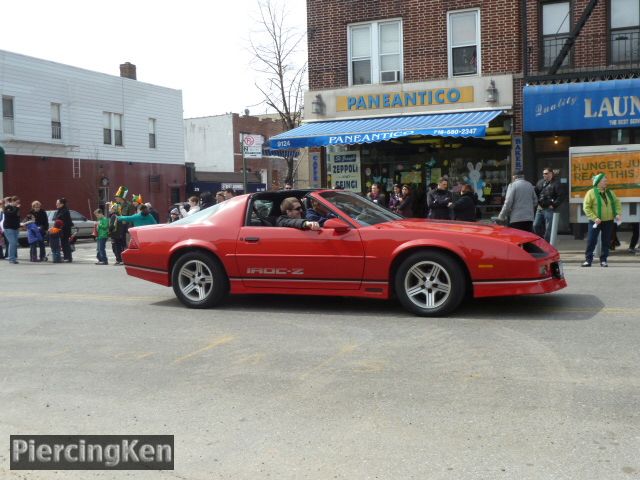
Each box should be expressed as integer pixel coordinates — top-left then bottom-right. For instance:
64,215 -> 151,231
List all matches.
0,50 -> 184,165
184,115 -> 234,172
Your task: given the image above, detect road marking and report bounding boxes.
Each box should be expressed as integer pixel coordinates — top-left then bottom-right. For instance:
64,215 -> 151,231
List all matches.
300,343 -> 358,380
115,351 -> 155,360
174,335 -> 234,364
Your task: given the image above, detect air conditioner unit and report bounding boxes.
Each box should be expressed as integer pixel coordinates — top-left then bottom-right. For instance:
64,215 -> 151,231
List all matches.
380,70 -> 400,83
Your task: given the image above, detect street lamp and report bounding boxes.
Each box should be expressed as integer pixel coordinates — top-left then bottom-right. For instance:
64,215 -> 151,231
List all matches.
311,94 -> 325,115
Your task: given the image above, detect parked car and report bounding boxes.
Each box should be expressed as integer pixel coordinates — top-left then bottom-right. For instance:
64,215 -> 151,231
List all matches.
122,190 -> 567,317
18,210 -> 96,246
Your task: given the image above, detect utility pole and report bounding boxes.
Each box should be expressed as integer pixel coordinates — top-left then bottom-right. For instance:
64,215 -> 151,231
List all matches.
241,133 -> 248,194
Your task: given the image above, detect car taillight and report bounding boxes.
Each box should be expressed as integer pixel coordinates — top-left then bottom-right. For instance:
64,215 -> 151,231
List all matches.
128,236 -> 139,249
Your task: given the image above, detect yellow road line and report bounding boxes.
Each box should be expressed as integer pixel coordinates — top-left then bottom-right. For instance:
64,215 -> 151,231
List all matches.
0,291 -> 165,302
174,335 -> 234,364
300,343 -> 358,380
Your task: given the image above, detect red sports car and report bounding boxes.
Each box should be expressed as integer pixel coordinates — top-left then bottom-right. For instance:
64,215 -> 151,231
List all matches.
122,189 -> 566,316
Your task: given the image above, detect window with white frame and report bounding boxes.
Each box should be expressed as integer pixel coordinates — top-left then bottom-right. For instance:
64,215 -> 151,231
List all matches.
611,0 -> 640,64
448,9 -> 481,76
103,112 -> 123,146
348,19 -> 402,85
2,96 -> 15,134
542,1 -> 571,68
148,118 -> 156,148
51,103 -> 61,139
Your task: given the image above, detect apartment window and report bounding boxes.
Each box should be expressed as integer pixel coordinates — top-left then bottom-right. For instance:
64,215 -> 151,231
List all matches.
2,96 -> 14,134
348,19 -> 402,85
611,0 -> 640,64
542,1 -> 571,68
103,112 -> 123,146
51,103 -> 61,139
148,118 -> 156,148
448,9 -> 481,77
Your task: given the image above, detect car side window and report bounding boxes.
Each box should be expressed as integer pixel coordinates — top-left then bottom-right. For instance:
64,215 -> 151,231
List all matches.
70,211 -> 86,222
248,199 -> 275,226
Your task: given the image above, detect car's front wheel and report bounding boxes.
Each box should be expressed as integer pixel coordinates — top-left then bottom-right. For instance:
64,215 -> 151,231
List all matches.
394,251 -> 466,317
172,251 -> 229,308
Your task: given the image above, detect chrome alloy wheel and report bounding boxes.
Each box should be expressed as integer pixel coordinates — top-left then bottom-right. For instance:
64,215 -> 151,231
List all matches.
403,260 -> 452,310
177,259 -> 214,302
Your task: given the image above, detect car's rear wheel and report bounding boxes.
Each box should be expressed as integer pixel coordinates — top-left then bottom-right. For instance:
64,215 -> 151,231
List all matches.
172,251 -> 228,308
394,251 -> 466,317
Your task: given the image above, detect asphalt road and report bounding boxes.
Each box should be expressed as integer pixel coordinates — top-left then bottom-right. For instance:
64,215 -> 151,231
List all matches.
1,241 -> 639,479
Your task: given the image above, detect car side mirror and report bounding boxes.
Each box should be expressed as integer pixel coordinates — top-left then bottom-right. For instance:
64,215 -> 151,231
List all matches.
323,218 -> 350,233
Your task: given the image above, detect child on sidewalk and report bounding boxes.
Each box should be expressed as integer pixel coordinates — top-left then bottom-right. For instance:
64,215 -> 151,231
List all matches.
94,208 -> 109,265
25,214 -> 44,262
48,219 -> 63,263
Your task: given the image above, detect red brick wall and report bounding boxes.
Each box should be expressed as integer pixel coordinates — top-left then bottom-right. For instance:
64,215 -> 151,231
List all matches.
3,155 -> 185,218
308,0 -> 522,90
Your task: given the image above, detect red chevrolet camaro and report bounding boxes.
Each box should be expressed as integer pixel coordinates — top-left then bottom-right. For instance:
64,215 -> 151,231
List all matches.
122,189 -> 567,316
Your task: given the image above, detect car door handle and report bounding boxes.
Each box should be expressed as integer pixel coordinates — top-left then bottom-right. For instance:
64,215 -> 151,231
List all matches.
245,237 -> 260,243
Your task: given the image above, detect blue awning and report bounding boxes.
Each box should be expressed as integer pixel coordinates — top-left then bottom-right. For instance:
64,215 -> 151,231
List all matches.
269,110 -> 503,149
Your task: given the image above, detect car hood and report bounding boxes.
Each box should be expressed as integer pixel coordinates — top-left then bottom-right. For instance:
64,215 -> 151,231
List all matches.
374,218 -> 540,244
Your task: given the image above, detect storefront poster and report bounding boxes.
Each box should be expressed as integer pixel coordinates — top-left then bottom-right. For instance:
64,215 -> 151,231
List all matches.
328,151 -> 360,192
569,145 -> 640,201
524,79 -> 640,132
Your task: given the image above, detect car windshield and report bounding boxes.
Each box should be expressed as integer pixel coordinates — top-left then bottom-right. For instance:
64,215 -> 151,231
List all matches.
171,201 -> 230,225
319,191 -> 402,226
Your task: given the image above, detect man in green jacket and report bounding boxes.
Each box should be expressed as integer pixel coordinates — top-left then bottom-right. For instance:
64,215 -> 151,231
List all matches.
582,173 -> 622,267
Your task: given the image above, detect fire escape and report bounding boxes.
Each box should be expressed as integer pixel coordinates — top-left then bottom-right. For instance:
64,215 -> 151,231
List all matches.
525,0 -> 640,84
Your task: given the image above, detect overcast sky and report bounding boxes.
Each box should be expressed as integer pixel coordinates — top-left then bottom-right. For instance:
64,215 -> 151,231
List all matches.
2,0 -> 307,118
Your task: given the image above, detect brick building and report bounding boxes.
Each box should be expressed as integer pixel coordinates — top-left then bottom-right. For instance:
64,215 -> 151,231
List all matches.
271,0 -> 523,218
522,0 -> 640,232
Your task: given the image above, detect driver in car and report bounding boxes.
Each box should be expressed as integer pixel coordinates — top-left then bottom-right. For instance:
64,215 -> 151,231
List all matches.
277,197 -> 321,230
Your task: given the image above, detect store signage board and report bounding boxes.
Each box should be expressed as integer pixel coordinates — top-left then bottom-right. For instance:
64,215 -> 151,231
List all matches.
524,79 -> 640,132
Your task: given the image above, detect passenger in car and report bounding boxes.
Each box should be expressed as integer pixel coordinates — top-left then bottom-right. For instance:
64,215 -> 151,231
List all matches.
305,198 -> 336,226
277,197 -> 321,230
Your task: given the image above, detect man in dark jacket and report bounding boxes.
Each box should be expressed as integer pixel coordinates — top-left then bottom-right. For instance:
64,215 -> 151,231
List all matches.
533,167 -> 564,242
53,198 -> 73,262
451,184 -> 477,222
276,197 -> 321,230
427,177 -> 453,219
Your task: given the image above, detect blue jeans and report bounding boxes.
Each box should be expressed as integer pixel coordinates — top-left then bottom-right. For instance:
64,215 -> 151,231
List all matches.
96,238 -> 108,263
4,228 -> 19,262
533,208 -> 554,242
585,220 -> 614,264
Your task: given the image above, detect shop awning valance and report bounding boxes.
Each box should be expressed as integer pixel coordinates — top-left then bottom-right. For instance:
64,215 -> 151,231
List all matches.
268,110 -> 503,149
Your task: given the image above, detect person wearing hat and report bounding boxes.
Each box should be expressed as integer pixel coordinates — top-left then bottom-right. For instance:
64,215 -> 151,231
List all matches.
169,208 -> 181,223
497,170 -> 538,232
582,173 -> 622,267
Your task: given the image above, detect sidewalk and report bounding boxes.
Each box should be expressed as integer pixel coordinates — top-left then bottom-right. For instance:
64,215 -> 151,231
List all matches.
554,232 -> 639,264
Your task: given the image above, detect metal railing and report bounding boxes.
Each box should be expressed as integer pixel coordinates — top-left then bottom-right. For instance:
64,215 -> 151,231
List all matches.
529,30 -> 640,78
51,122 -> 61,139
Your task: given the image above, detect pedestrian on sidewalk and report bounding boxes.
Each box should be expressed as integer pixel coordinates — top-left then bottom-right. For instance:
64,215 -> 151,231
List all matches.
53,198 -> 73,263
582,173 -> 622,268
3,196 -> 21,264
94,208 -> 109,265
108,203 -> 125,265
24,214 -> 44,262
48,220 -> 63,263
627,222 -> 638,254
498,171 -> 538,232
533,167 -> 564,242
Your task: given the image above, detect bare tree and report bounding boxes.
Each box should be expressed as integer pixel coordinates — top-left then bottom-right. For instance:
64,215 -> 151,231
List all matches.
249,0 -> 307,184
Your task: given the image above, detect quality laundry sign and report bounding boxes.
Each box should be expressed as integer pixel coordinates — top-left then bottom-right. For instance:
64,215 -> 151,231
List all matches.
524,79 -> 640,132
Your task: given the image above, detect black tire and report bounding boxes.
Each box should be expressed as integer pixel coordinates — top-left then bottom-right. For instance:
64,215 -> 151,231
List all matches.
394,251 -> 466,317
171,251 -> 229,309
